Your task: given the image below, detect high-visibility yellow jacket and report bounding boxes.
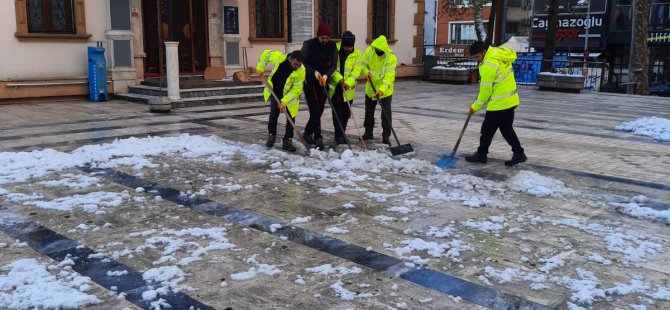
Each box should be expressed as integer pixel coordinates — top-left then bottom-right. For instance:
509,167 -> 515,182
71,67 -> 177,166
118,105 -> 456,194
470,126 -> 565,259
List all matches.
471,46 -> 520,112
256,50 -> 306,117
327,42 -> 363,102
361,35 -> 397,99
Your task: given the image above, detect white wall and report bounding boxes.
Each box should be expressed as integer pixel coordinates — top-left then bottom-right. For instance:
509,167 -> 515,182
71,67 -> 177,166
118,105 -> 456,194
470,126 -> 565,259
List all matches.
346,0 -> 369,56
394,0 -> 417,65
0,1 -> 108,80
345,0 -> 417,65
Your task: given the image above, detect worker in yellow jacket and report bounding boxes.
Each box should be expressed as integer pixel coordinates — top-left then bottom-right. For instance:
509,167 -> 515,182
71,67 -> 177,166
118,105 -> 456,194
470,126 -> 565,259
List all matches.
464,41 -> 526,166
327,31 -> 363,145
360,35 -> 397,146
256,50 -> 306,152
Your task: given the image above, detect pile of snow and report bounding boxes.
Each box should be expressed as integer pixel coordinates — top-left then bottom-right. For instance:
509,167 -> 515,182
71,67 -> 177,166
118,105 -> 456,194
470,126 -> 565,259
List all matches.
37,173 -> 101,189
23,191 -> 128,212
508,171 -> 579,197
305,264 -> 363,276
609,195 -> 670,222
616,117 -> 670,141
130,227 -> 235,267
0,259 -> 101,309
551,218 -> 662,263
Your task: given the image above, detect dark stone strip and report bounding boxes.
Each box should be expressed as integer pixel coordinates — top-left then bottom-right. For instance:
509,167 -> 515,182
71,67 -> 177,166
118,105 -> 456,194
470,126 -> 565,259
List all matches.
0,207 -> 215,310
84,166 -> 552,309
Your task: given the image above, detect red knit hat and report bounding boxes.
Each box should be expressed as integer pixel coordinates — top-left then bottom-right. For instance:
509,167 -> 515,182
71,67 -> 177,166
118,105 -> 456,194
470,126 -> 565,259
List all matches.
317,23 -> 331,37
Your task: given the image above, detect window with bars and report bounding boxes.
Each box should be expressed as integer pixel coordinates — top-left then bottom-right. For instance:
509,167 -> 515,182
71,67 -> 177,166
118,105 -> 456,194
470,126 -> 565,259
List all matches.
255,0 -> 283,38
317,0 -> 343,38
27,0 -> 75,33
372,0 -> 391,39
449,22 -> 488,45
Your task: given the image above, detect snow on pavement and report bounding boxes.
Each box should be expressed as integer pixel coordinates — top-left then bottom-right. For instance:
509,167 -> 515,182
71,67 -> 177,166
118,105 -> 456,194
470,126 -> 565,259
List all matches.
0,134 -> 668,309
616,116 -> 670,141
0,259 -> 101,309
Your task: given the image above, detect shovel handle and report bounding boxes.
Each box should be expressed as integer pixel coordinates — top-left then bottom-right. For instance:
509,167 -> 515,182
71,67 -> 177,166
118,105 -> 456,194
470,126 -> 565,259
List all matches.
323,84 -> 352,150
450,110 -> 473,157
366,76 -> 402,146
343,84 -> 368,150
261,77 -> 309,149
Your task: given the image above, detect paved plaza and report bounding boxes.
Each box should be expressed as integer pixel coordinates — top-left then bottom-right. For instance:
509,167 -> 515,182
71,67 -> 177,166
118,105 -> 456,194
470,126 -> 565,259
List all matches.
1,80 -> 669,310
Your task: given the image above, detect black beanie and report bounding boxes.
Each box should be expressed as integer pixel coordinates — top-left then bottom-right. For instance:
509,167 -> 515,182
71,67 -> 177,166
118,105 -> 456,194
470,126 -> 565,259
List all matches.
341,31 -> 355,47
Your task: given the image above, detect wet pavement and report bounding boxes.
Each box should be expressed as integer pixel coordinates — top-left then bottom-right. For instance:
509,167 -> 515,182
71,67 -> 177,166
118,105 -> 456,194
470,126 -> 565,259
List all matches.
1,80 -> 669,310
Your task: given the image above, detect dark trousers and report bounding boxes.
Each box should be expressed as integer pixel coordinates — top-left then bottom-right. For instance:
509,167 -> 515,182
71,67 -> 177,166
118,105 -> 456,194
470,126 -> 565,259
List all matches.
268,97 -> 295,140
303,83 -> 327,140
332,87 -> 351,139
477,106 -> 524,155
364,95 -> 392,137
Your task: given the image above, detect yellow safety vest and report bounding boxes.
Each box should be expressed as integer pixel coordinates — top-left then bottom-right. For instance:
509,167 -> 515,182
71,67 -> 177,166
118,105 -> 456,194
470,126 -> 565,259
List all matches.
327,42 -> 363,102
256,50 -> 306,117
361,35 -> 397,99
471,46 -> 520,112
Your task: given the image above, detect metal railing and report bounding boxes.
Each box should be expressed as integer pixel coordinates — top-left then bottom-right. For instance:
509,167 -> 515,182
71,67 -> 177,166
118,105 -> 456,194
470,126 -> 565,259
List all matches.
513,57 -> 607,91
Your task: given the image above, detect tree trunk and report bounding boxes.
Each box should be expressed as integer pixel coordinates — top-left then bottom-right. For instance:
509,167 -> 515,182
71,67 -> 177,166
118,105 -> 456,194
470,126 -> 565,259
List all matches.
541,0 -> 560,72
485,0 -> 496,46
632,0 -> 649,95
474,8 -> 487,42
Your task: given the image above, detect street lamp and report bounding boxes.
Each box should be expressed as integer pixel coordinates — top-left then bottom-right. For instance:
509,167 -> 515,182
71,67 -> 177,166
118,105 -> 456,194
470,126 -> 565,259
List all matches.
580,0 -> 591,62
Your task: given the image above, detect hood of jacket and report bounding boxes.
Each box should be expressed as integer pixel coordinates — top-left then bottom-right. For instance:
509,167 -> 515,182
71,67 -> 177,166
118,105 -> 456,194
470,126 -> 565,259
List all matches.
485,46 -> 517,64
370,35 -> 391,54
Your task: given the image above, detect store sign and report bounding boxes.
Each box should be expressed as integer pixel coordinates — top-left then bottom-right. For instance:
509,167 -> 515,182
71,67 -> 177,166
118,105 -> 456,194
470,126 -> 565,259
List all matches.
436,45 -> 468,57
533,0 -> 607,15
530,15 -> 606,49
224,6 -> 239,34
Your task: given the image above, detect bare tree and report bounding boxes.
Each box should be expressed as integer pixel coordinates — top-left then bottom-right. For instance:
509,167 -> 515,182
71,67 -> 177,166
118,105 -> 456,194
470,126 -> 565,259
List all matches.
630,0 -> 649,95
541,0 -> 560,72
440,0 -> 490,42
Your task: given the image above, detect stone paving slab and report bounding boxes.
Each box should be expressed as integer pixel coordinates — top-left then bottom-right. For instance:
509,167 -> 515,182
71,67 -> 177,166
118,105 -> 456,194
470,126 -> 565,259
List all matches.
1,81 -> 669,309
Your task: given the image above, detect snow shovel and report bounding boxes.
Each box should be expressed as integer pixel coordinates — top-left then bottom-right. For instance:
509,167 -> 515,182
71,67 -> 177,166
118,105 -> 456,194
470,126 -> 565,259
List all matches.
437,110 -> 473,169
322,84 -> 352,150
367,77 -> 414,156
261,78 -> 310,151
343,85 -> 368,150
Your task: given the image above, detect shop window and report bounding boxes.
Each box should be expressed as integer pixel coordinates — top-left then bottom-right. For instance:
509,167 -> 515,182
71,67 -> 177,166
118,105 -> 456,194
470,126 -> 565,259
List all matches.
15,0 -> 89,39
249,0 -> 288,41
315,0 -> 345,38
367,0 -> 396,43
649,1 -> 670,32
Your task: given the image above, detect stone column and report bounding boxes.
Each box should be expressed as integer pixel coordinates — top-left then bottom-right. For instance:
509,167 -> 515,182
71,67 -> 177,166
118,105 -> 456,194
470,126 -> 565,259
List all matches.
165,41 -> 180,100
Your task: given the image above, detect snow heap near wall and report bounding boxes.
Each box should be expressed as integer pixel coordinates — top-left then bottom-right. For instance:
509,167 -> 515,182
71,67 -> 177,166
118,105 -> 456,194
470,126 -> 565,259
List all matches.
616,116 -> 670,142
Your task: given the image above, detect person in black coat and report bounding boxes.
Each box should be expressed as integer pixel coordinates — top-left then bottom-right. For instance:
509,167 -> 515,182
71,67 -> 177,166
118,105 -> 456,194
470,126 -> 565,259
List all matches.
301,23 -> 338,150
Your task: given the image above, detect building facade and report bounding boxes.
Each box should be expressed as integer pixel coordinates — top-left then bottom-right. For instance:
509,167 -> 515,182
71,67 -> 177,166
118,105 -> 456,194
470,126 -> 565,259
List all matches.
1,0 -> 424,101
530,0 -> 670,87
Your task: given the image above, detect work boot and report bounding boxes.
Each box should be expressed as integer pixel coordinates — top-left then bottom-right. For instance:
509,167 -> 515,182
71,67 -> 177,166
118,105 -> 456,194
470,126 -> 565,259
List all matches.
464,151 -> 487,163
315,138 -> 325,151
505,152 -> 527,167
282,139 -> 297,152
361,129 -> 373,140
335,136 -> 347,145
304,133 -> 315,145
266,134 -> 276,148
382,134 -> 391,146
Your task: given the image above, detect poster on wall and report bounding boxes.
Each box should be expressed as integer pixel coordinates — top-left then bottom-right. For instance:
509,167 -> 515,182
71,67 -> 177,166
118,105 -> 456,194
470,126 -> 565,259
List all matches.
224,6 -> 239,34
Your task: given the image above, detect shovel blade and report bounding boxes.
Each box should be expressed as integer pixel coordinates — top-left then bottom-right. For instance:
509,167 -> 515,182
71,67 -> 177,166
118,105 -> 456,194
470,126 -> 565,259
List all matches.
390,144 -> 414,156
436,155 -> 459,168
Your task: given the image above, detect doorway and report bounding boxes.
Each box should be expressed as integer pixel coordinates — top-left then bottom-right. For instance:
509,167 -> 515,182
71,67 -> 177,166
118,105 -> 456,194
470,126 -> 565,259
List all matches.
142,0 -> 209,76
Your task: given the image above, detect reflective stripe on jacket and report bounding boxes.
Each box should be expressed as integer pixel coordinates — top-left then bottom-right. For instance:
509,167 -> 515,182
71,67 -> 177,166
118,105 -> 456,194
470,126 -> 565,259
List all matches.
327,42 -> 363,101
256,50 -> 306,117
361,35 -> 397,99
471,46 -> 520,112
